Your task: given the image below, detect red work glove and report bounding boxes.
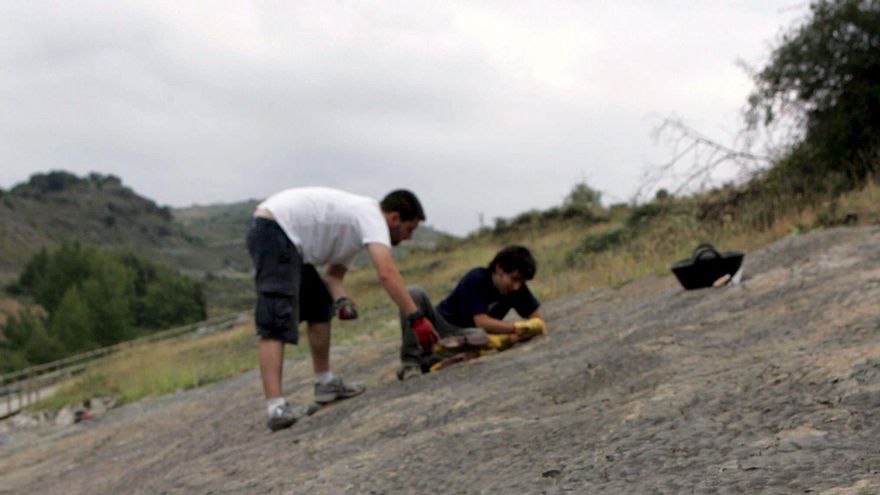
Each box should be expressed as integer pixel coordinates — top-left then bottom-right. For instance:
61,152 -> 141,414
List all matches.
408,311 -> 439,352
335,297 -> 358,320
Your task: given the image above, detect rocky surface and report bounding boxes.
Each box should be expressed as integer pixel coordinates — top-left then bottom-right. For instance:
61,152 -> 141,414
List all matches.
1,226 -> 879,494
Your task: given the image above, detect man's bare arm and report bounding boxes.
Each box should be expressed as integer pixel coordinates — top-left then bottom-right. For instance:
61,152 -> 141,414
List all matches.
366,243 -> 418,315
473,306 -> 544,335
324,264 -> 347,301
473,314 -> 516,334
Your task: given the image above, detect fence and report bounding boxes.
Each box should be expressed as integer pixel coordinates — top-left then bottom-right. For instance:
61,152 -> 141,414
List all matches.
0,311 -> 248,419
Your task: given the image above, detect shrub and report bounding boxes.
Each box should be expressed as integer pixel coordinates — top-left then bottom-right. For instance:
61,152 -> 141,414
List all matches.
3,242 -> 206,371
748,0 -> 880,193
566,227 -> 633,265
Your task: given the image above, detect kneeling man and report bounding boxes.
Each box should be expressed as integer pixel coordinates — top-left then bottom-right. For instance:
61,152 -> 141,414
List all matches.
397,245 -> 546,379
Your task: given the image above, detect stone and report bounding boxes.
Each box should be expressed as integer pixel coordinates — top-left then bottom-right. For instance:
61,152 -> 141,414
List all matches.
89,397 -> 108,416
10,414 -> 40,429
55,406 -> 76,427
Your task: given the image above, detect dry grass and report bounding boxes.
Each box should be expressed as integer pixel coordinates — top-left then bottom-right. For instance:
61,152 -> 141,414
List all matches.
35,323 -> 306,410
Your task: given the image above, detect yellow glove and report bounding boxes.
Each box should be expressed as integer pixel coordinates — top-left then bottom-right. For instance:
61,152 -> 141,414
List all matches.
514,318 -> 547,338
485,334 -> 514,351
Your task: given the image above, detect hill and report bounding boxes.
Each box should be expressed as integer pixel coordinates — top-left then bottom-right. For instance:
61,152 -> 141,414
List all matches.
0,171 -> 223,283
0,172 -> 459,319
171,200 -> 260,275
2,225 -> 879,493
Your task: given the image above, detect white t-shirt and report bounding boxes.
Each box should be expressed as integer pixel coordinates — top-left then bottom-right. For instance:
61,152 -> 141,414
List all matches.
258,187 -> 391,267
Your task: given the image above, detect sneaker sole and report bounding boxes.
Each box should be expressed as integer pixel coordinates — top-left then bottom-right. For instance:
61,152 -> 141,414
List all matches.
314,388 -> 365,405
429,350 -> 481,373
266,403 -> 320,432
396,364 -> 423,381
267,417 -> 297,432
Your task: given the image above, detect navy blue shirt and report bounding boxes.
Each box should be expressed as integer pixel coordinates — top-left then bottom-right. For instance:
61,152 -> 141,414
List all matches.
436,267 -> 540,328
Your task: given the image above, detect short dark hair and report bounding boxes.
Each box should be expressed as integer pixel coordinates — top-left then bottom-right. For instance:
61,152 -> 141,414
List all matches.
380,189 -> 425,222
489,245 -> 536,280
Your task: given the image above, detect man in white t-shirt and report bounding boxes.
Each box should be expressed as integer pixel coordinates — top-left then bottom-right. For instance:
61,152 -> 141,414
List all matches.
246,188 -> 441,431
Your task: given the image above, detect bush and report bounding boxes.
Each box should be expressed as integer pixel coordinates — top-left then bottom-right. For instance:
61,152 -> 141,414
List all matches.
748,0 -> 880,192
576,228 -> 631,254
10,171 -> 84,197
566,227 -> 633,265
626,203 -> 666,229
493,217 -> 509,235
564,182 -> 603,211
2,242 -> 206,371
0,349 -> 28,374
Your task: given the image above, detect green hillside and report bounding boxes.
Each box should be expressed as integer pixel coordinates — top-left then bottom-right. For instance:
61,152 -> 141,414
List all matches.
172,200 -> 260,275
0,172 -> 223,282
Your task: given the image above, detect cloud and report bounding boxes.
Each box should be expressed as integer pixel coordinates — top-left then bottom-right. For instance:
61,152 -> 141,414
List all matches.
0,0 -> 804,235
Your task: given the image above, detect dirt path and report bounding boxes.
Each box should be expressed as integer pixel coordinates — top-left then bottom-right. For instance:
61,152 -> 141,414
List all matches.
2,226 -> 880,494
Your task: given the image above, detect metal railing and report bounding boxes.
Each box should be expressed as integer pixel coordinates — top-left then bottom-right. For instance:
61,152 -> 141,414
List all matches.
0,311 -> 249,419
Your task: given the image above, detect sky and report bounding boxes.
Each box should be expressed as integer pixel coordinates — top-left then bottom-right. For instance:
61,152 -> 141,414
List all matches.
0,1 -> 806,236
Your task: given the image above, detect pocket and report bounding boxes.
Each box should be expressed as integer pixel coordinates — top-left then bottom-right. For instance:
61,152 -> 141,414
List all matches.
254,228 -> 300,295
256,293 -> 296,330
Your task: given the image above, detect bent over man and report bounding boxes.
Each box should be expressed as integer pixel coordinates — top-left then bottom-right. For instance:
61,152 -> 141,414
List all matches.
247,187 -> 439,431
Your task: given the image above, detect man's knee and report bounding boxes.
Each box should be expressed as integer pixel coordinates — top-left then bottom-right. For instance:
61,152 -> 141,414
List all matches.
407,285 -> 427,300
407,285 -> 434,308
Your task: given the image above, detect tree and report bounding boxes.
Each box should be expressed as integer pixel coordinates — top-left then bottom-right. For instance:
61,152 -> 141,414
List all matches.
49,286 -> 97,352
1,309 -> 42,351
564,182 -> 603,211
6,243 -> 207,372
0,349 -> 28,373
80,252 -> 135,346
18,247 -> 49,290
747,0 -> 880,190
23,241 -> 94,314
23,323 -> 66,364
140,274 -> 206,329
1,309 -> 62,367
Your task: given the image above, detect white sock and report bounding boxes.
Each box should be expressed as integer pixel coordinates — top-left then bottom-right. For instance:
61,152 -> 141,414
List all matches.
266,397 -> 286,416
316,371 -> 335,385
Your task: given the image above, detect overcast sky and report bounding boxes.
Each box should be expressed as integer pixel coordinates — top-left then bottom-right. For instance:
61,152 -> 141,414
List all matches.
1,1 -> 805,236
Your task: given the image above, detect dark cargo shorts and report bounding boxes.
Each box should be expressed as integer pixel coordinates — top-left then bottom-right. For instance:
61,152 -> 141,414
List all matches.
246,217 -> 333,344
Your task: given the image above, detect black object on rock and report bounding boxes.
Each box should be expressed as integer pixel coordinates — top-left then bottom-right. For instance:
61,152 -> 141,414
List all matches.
670,243 -> 744,290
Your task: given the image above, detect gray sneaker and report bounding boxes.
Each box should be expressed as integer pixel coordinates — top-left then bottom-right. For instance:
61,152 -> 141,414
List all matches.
395,362 -> 422,381
314,376 -> 366,405
266,402 -> 319,432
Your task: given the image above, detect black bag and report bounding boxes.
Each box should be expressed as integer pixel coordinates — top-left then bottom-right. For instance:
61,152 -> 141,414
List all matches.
669,243 -> 744,290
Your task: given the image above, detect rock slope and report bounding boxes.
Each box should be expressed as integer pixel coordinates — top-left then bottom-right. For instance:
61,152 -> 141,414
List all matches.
2,226 -> 879,494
